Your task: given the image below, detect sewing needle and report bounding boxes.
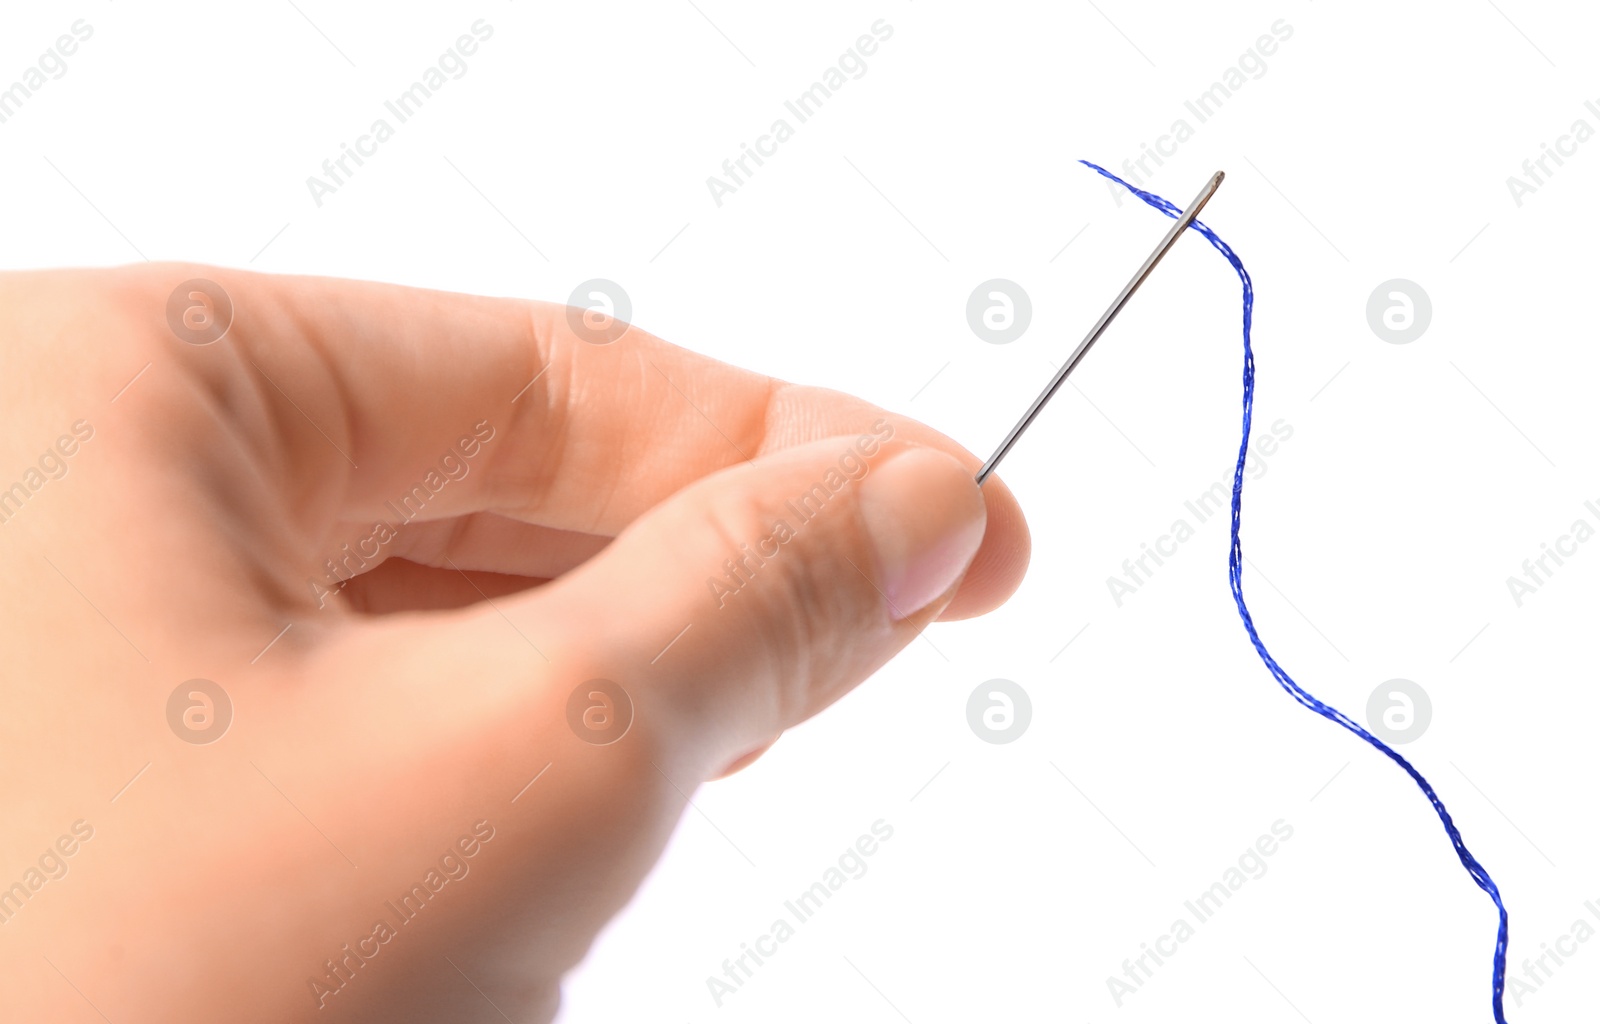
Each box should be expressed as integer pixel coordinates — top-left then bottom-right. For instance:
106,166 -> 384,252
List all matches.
975,170 -> 1225,486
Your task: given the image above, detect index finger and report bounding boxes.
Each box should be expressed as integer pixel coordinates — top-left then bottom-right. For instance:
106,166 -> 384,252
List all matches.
130,264 -> 1031,618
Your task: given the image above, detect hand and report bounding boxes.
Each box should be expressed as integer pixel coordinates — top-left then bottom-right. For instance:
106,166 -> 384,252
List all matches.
0,265 -> 1029,1022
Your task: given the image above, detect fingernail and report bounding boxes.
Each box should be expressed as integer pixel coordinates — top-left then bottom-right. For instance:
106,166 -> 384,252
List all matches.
857,446 -> 987,621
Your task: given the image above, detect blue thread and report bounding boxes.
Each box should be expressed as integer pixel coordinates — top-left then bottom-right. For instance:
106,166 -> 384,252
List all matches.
1079,159 -> 1511,1022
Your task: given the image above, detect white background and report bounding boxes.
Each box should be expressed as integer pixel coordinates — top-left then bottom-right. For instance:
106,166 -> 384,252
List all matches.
3,1 -> 1596,1021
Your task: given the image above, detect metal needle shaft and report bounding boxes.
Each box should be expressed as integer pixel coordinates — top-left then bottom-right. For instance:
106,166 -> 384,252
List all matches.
975,170 -> 1225,486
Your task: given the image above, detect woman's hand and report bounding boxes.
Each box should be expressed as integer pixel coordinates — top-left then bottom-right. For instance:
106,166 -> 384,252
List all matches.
0,265 -> 1028,1022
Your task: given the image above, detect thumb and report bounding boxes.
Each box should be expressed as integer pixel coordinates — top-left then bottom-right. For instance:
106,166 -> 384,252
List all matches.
532,429 -> 989,776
